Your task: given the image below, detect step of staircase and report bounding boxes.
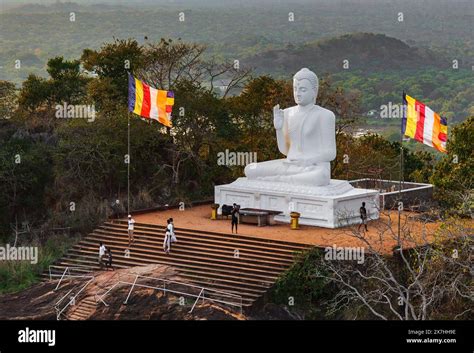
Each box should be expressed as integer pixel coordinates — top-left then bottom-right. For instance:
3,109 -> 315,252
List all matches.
45,220 -> 313,313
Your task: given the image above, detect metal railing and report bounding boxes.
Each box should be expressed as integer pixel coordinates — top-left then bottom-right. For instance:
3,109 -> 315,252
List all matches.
96,274 -> 243,314
49,265 -> 93,280
93,272 -> 128,306
54,275 -> 95,320
49,265 -> 96,320
49,265 -> 94,291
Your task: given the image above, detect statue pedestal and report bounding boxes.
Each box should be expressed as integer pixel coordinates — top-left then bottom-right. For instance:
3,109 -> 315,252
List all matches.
215,178 -> 379,228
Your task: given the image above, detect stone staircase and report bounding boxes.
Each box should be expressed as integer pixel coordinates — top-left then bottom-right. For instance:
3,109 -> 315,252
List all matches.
45,220 -> 312,314
67,298 -> 97,321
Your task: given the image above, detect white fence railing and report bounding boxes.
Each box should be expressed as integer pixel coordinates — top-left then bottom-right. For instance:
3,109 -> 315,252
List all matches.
50,268 -> 244,318
49,265 -> 95,320
96,274 -> 243,314
49,265 -> 94,291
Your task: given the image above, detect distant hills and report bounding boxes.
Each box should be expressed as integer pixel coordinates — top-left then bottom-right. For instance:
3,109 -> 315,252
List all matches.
1,0 -> 472,84
243,33 -> 450,77
3,1 -> 129,14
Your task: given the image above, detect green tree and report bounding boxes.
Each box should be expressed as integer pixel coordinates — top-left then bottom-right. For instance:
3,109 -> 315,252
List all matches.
0,138 -> 53,238
18,57 -> 88,111
0,80 -> 17,120
431,116 -> 474,215
81,38 -> 144,110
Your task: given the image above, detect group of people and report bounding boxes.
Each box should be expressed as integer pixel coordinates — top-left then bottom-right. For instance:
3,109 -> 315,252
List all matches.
129,214 -> 177,253
97,215 -> 177,272
98,242 -> 114,270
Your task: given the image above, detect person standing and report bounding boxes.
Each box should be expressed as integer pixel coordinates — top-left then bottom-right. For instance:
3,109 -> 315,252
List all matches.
169,217 -> 177,243
358,202 -> 368,232
128,215 -> 136,246
110,199 -> 121,223
231,203 -> 239,234
98,242 -> 106,269
163,219 -> 172,254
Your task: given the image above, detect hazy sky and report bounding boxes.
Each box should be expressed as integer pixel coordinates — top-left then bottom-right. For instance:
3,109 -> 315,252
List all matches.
3,0 -> 472,6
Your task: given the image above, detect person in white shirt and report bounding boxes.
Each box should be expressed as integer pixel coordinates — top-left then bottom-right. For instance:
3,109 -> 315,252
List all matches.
128,215 -> 136,246
163,219 -> 172,254
98,242 -> 106,268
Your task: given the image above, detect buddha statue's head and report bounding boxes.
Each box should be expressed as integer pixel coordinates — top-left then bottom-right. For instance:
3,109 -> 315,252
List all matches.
293,68 -> 318,106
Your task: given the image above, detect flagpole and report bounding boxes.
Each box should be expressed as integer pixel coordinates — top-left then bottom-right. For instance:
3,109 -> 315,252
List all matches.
127,111 -> 131,216
398,91 -> 406,245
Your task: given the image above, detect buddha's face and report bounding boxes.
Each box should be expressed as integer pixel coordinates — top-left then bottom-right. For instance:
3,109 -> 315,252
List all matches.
293,78 -> 315,106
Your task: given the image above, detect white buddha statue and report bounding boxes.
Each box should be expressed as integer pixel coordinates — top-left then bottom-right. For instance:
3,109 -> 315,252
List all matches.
244,68 -> 336,187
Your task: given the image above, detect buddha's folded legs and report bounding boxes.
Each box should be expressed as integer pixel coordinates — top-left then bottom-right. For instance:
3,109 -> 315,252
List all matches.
269,166 -> 330,186
245,159 -> 293,178
245,159 -> 330,186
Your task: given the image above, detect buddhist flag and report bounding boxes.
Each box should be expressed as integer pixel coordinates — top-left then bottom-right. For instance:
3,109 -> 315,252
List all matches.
402,93 -> 447,153
128,73 -> 175,127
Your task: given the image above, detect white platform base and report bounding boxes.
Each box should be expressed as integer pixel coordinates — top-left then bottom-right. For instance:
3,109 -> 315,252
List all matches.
215,178 -> 380,228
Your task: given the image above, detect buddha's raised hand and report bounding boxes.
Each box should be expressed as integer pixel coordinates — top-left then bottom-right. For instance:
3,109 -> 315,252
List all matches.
273,104 -> 284,130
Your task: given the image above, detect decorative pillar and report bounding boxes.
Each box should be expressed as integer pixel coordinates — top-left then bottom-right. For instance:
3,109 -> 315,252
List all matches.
210,203 -> 219,220
290,212 -> 300,230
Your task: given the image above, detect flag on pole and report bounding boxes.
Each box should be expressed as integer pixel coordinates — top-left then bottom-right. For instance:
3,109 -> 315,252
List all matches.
128,73 -> 174,127
402,93 -> 447,153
